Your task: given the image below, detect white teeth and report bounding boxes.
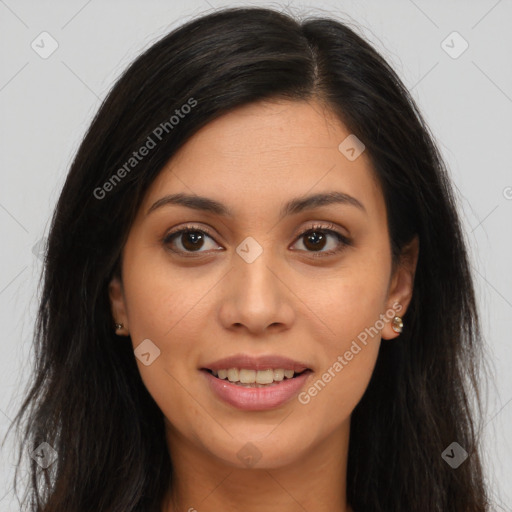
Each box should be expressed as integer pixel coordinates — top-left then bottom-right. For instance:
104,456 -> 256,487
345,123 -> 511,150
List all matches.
256,369 -> 274,384
211,367 -> 302,384
227,368 -> 239,382
239,369 -> 256,383
273,369 -> 284,381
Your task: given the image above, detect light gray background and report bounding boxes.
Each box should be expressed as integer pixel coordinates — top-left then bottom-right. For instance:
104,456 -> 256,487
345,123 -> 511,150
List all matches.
0,0 -> 511,510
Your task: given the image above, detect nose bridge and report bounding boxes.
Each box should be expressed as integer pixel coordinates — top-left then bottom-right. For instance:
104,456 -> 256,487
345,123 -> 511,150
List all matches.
219,234 -> 294,333
234,236 -> 280,307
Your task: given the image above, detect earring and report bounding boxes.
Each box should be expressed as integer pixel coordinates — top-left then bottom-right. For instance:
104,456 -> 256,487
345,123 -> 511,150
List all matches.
115,323 -> 124,331
391,316 -> 403,334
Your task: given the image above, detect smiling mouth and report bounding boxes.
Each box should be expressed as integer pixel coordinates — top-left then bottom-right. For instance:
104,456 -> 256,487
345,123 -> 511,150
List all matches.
203,368 -> 311,387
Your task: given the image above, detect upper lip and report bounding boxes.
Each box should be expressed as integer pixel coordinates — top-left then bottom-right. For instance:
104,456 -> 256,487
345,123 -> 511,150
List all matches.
202,353 -> 312,372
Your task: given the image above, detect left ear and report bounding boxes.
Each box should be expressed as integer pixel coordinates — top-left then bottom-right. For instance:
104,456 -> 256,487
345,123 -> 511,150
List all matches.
382,235 -> 419,340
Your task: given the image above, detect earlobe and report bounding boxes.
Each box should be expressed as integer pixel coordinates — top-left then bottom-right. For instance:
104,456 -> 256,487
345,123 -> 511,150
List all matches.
382,235 -> 419,340
108,275 -> 129,336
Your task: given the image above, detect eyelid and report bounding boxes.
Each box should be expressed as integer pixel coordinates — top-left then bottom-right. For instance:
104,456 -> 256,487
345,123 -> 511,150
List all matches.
290,222 -> 352,257
292,221 -> 350,243
162,223 -> 222,251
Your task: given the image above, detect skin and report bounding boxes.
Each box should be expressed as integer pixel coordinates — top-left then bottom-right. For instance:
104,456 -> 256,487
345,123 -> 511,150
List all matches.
109,98 -> 419,512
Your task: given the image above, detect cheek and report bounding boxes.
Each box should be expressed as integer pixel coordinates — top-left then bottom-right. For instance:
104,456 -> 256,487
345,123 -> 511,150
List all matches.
121,264 -> 212,437
120,248 -> 213,403
303,257 -> 390,414
122,242 -> 214,341
318,253 -> 390,346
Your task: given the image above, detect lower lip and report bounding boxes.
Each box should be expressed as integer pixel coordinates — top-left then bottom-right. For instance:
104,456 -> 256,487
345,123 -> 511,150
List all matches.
202,370 -> 312,411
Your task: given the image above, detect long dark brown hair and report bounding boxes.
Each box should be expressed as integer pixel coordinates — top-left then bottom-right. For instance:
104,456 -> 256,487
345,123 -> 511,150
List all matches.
6,6 -> 489,511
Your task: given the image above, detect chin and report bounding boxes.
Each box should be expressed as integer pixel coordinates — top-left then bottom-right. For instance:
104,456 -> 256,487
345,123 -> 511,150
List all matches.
206,428 -> 312,470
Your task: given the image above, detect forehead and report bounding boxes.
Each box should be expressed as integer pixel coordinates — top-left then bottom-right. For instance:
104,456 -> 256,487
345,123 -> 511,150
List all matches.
141,99 -> 385,221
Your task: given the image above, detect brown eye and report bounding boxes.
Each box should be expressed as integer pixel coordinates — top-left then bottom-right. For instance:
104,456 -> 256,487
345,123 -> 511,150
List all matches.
291,224 -> 351,257
302,230 -> 328,251
163,227 -> 222,254
180,231 -> 205,251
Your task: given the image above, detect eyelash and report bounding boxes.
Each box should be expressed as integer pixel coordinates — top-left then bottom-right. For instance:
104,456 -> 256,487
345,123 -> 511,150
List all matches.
162,223 -> 351,259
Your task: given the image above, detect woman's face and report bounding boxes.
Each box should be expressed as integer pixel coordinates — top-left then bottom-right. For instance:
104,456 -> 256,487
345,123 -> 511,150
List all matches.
110,99 -> 417,469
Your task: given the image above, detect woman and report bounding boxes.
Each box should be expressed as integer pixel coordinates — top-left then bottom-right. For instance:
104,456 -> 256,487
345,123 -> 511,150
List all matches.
9,6 -> 489,511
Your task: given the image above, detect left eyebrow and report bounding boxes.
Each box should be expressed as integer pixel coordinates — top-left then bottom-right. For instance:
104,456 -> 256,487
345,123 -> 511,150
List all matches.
146,191 -> 366,218
280,191 -> 366,218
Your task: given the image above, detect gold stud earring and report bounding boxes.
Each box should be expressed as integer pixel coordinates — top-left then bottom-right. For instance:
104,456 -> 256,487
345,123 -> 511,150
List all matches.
391,316 -> 403,334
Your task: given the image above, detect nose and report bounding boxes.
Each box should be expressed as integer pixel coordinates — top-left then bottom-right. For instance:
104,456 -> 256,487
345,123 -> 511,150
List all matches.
217,246 -> 295,336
